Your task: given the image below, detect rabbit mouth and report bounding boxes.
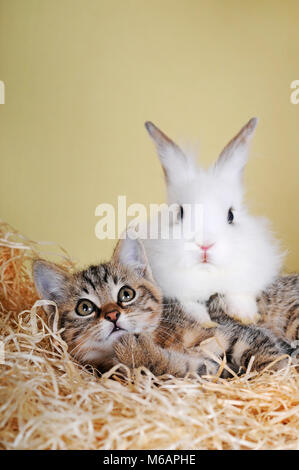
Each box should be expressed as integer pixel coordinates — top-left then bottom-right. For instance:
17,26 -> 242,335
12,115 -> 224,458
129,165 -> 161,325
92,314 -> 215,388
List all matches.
199,244 -> 215,264
200,250 -> 216,265
201,252 -> 210,264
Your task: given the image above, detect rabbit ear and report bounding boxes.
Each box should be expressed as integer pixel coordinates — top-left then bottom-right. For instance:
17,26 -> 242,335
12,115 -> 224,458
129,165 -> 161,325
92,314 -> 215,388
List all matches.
215,118 -> 258,176
112,235 -> 154,281
145,121 -> 193,184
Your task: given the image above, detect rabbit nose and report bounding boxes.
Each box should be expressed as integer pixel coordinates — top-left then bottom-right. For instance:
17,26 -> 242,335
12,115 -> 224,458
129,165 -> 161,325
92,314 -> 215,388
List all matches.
105,310 -> 120,323
198,243 -> 215,251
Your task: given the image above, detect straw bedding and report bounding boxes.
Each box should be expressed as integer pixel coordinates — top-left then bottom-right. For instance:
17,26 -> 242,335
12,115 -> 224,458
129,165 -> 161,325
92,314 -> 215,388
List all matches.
0,221 -> 299,450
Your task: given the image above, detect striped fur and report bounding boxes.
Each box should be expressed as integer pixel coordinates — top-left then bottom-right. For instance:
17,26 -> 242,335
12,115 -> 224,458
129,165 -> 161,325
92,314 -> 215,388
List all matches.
33,247 -> 299,378
258,275 -> 299,343
33,257 -> 162,371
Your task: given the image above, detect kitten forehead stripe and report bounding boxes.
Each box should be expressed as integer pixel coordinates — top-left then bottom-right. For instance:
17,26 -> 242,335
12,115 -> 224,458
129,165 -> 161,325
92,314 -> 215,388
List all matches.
82,272 -> 96,291
102,265 -> 109,283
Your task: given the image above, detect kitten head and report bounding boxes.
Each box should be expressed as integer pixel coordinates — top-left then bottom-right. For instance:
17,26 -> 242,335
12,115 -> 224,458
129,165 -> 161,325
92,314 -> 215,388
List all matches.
33,237 -> 162,368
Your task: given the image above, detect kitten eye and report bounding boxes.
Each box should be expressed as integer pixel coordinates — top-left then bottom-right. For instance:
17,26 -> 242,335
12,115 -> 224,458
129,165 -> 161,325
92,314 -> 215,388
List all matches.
179,205 -> 184,220
227,208 -> 234,224
76,299 -> 96,316
118,286 -> 135,303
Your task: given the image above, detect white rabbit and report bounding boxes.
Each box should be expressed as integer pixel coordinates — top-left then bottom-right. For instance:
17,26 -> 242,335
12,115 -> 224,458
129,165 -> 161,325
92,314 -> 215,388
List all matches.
142,118 -> 284,325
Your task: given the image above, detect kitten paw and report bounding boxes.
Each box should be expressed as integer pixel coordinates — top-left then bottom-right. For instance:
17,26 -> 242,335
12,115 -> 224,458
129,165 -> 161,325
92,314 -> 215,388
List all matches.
113,333 -> 137,368
225,294 -> 261,325
113,333 -> 159,369
196,357 -> 219,377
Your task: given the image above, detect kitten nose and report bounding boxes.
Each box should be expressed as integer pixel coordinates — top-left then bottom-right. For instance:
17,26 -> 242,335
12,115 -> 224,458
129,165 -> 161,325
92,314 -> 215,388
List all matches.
105,310 -> 120,323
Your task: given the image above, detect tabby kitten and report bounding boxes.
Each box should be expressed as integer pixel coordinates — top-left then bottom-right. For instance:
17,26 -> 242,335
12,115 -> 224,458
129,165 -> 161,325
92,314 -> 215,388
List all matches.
257,275 -> 299,344
33,238 -> 163,371
33,238 -> 297,377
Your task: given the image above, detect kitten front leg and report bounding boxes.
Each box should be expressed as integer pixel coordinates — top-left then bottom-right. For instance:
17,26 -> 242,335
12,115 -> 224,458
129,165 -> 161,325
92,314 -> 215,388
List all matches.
213,320 -> 292,375
195,322 -> 292,377
225,293 -> 260,325
113,334 -> 160,371
113,333 -> 206,377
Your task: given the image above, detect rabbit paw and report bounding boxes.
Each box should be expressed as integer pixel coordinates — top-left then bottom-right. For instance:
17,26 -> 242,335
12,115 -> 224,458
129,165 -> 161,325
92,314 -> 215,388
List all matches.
183,301 -> 215,326
226,294 -> 260,324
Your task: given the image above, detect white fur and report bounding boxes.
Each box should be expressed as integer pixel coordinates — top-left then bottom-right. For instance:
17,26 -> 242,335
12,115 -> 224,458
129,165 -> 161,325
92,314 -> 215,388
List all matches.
143,119 -> 284,324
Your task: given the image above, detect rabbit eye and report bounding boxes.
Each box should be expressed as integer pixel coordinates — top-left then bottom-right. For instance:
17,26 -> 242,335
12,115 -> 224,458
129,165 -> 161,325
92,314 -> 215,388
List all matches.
227,208 -> 234,224
76,299 -> 96,316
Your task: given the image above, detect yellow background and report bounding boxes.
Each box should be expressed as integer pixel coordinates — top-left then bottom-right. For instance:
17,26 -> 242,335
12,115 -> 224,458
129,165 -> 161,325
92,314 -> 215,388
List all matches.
0,0 -> 298,270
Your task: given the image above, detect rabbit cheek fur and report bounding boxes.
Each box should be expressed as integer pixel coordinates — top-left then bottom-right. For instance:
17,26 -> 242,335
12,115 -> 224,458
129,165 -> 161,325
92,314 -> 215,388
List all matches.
143,119 -> 283,325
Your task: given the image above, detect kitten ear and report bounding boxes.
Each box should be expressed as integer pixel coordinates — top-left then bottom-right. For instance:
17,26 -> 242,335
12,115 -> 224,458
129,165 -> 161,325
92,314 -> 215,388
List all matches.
112,236 -> 154,281
215,117 -> 258,177
145,121 -> 194,185
33,259 -> 70,305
